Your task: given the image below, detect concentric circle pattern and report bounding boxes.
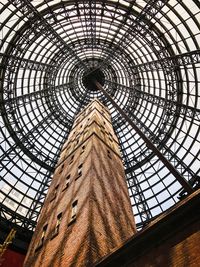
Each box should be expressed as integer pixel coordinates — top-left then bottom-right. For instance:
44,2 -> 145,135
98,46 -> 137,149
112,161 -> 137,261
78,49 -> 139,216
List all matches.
0,0 -> 200,232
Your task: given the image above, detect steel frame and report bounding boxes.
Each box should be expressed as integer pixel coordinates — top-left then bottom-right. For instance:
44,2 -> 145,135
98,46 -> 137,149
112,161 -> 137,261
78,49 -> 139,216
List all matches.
0,0 -> 199,240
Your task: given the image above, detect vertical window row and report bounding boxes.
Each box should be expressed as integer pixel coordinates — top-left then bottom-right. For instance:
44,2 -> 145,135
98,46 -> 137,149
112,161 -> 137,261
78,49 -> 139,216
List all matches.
36,224 -> 48,251
68,200 -> 78,226
51,212 -> 62,238
76,164 -> 83,180
50,184 -> 59,202
37,200 -> 78,246
109,132 -> 113,143
53,165 -> 85,198
80,145 -> 85,154
69,155 -> 74,164
107,150 -> 112,159
59,163 -> 65,174
63,174 -> 71,191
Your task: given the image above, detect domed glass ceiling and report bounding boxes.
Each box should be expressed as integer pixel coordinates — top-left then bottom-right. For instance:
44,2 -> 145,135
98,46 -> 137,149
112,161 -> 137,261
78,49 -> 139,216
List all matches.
0,0 -> 199,232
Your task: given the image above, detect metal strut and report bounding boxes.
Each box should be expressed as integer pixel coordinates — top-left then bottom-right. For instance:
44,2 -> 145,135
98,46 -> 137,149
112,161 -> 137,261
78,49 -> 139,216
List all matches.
95,80 -> 194,194
0,229 -> 16,259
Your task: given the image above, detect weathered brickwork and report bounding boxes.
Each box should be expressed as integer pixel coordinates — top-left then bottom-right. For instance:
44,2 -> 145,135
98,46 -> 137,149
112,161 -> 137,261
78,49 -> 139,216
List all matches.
132,220 -> 200,267
24,99 -> 136,267
96,189 -> 200,267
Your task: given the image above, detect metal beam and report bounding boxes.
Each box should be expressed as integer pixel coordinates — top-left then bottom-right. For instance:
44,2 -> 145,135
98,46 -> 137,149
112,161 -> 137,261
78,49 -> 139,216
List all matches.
0,82 -> 73,106
105,80 -> 200,120
132,49 -> 200,71
124,109 -> 196,182
0,203 -> 36,230
95,80 -> 194,194
9,0 -> 88,71
90,0 -> 169,74
0,53 -> 54,72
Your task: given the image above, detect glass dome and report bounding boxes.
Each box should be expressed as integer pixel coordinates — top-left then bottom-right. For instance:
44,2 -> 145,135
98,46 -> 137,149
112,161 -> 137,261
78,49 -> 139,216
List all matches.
0,0 -> 199,235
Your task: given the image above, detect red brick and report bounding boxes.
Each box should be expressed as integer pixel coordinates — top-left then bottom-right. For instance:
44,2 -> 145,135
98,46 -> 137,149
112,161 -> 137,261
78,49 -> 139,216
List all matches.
24,100 -> 136,267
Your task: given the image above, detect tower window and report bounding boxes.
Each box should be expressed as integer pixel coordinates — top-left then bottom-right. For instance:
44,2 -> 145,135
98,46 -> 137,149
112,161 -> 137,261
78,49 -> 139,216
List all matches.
109,133 -> 113,142
69,155 -> 74,164
80,145 -> 85,154
59,163 -> 65,174
36,224 -> 48,251
107,150 -> 112,159
68,200 -> 78,226
76,164 -> 83,180
51,213 -> 62,239
51,184 -> 59,201
63,174 -> 71,191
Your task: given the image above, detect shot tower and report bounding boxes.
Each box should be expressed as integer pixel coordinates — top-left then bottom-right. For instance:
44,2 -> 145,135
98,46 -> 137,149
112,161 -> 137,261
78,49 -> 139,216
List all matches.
24,99 -> 136,267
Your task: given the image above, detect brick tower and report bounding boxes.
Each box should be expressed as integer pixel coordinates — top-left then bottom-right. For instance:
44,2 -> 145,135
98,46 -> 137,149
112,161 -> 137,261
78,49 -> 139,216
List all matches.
24,99 -> 136,267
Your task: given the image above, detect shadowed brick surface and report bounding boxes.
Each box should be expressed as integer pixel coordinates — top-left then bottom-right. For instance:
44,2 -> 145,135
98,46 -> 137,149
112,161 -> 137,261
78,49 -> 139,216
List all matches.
96,188 -> 200,267
24,99 -> 136,267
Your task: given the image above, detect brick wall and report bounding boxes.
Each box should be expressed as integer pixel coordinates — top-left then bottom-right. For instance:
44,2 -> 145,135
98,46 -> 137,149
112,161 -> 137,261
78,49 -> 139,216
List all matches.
24,100 -> 136,267
132,220 -> 200,267
96,188 -> 200,267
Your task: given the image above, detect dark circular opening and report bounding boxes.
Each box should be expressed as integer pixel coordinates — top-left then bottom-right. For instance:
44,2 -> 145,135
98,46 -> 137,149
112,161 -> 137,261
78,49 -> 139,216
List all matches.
82,68 -> 105,91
